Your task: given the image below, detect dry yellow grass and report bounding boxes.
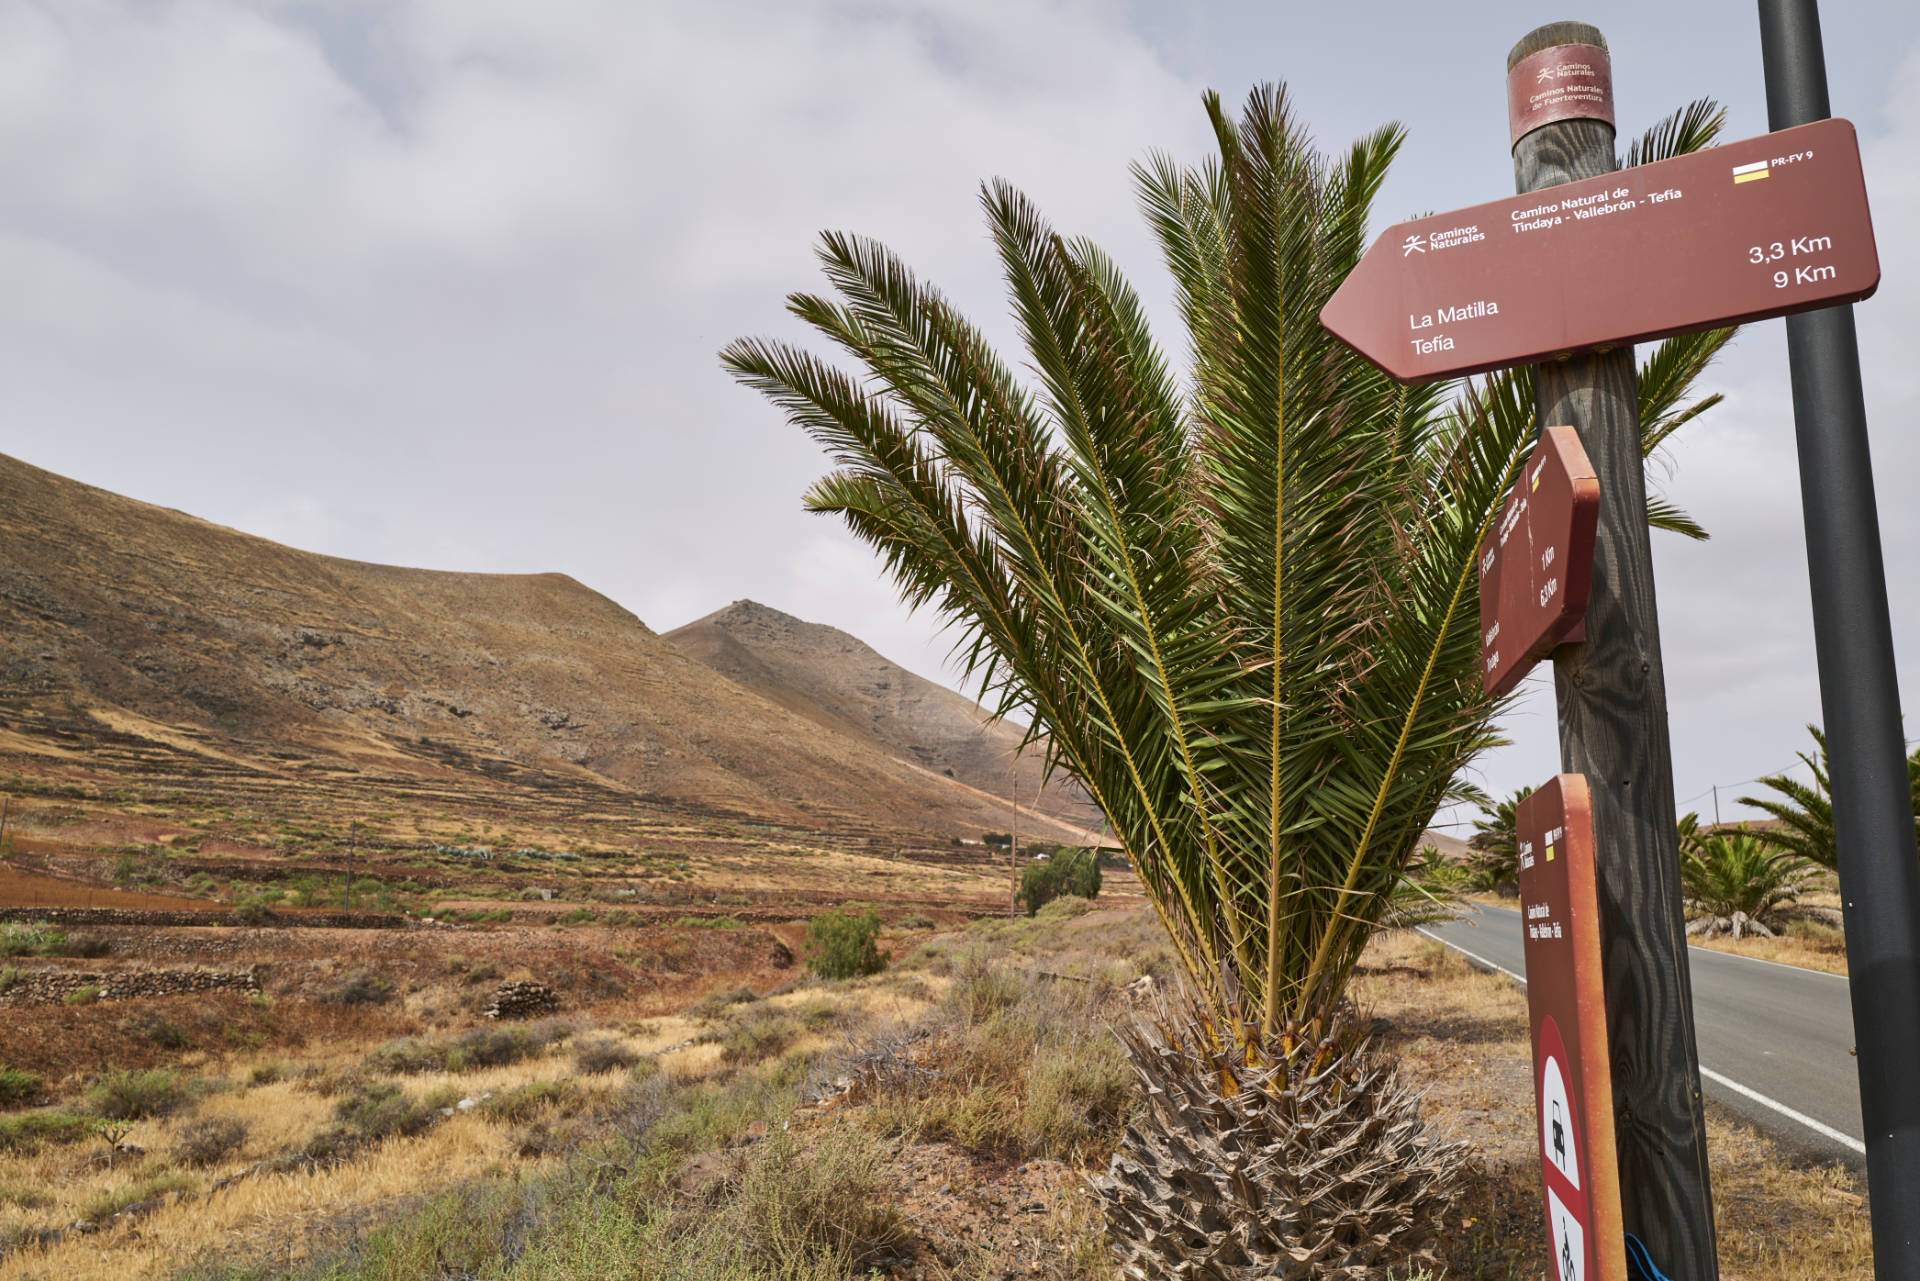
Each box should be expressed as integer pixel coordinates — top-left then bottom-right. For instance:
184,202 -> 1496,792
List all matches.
0,1113 -> 513,1281
1689,931 -> 1849,976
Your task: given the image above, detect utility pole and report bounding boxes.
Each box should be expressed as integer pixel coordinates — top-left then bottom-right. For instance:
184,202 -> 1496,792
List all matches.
0,794 -> 10,852
1509,23 -> 1718,1277
1758,3 -> 1920,1272
345,821 -> 356,911
1712,785 -> 1721,829
1008,755 -> 1020,916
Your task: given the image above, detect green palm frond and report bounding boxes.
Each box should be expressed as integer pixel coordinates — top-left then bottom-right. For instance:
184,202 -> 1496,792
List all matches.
1624,97 -> 1728,167
727,86 -> 1734,1034
1681,830 -> 1815,921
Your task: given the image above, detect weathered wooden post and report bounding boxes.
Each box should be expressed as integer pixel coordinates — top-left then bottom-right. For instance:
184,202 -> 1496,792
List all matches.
1507,23 -> 1719,1276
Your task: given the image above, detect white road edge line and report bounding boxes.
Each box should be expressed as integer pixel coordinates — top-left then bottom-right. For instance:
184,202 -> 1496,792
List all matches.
1686,943 -> 1850,980
1413,927 -> 1527,985
1468,903 -> 1847,981
1413,927 -> 1867,1156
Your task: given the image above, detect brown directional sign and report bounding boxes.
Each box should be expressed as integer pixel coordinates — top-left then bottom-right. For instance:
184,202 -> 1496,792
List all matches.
1320,118 -> 1880,382
1479,426 -> 1599,698
1518,775 -> 1626,1281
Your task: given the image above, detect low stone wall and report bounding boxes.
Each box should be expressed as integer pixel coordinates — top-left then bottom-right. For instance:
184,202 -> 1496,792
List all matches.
0,966 -> 261,1005
0,907 -> 405,929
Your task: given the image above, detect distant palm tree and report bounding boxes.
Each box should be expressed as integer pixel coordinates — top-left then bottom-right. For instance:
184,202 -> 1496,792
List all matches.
1681,828 -> 1815,929
1740,725 -> 1920,871
1467,789 -> 1529,891
727,85 -> 1733,1272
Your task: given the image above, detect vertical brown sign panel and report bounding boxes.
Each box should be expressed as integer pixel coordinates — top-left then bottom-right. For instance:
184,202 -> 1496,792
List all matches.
1479,427 -> 1600,697
1518,775 -> 1626,1281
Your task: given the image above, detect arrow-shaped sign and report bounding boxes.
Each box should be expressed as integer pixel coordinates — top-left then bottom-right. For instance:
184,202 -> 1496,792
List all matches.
1320,118 -> 1880,382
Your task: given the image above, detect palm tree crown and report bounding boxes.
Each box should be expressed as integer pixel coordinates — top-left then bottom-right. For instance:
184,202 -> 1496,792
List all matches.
726,86 -> 1730,1038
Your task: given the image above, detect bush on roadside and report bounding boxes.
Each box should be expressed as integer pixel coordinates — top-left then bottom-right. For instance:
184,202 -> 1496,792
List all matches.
803,908 -> 886,980
173,1115 -> 249,1167
89,1068 -> 185,1120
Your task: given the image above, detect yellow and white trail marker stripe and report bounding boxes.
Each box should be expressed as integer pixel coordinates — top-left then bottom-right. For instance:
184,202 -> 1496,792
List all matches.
1732,159 -> 1771,184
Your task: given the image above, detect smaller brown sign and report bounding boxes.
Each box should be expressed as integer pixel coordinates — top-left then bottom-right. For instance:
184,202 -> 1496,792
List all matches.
1478,427 -> 1599,698
1518,775 -> 1625,1281
1509,41 -> 1614,145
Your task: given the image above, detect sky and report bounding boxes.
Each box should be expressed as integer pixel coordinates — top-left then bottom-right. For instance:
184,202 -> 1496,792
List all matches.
3,0 -> 1917,827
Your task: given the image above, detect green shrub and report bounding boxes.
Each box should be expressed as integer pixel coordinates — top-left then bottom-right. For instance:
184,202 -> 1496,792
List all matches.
231,900 -> 275,927
1016,848 -> 1102,916
0,1110 -> 95,1154
326,970 -> 395,1005
572,1036 -> 640,1075
554,907 -> 597,926
1035,894 -> 1094,921
479,1080 -> 578,1125
140,1015 -> 196,1050
366,1038 -> 446,1076
0,1067 -> 42,1108
247,1062 -> 290,1087
64,983 -> 101,1006
686,985 -> 759,1019
79,1171 -> 194,1223
802,908 -> 886,980
173,1115 -> 249,1167
89,1068 -> 184,1120
0,1176 -> 50,1210
455,1023 -> 558,1069
730,1126 -> 907,1272
0,922 -> 64,957
720,1008 -> 802,1065
672,915 -> 744,929
328,1081 -> 436,1145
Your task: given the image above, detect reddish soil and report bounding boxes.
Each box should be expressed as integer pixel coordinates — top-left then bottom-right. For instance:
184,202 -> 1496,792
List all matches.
0,866 -> 211,912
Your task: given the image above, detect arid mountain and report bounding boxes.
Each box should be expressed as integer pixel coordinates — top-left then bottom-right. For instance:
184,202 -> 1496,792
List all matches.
667,600 -> 1103,832
0,452 -> 1099,844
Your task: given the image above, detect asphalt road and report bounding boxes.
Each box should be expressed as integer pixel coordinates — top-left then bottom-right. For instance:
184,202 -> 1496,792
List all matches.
1419,903 -> 1864,1166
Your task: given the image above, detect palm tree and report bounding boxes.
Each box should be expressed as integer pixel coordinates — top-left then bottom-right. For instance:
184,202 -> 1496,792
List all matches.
1740,726 -> 1836,868
1681,828 -> 1816,935
727,84 -> 1732,1277
1467,788 -> 1529,892
1741,724 -> 1920,871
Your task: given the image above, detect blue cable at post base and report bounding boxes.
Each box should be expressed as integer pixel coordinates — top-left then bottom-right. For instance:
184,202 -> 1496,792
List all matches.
1625,1233 -> 1675,1281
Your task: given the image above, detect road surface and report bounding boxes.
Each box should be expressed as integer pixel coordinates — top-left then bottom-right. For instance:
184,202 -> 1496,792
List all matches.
1419,902 -> 1862,1166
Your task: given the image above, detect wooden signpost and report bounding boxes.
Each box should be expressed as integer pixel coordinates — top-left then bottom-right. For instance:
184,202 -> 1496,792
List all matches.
1318,9 -> 1910,1271
1318,116 -> 1880,382
1517,776 -> 1625,1281
1479,426 -> 1599,698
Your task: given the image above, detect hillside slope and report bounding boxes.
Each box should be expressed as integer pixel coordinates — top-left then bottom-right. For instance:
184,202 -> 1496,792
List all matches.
666,600 -> 1103,830
0,452 -> 1097,844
